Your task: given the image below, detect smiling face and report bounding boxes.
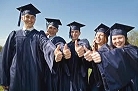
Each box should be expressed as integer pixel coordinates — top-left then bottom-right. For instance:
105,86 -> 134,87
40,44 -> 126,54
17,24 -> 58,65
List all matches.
47,25 -> 58,37
95,32 -> 107,46
22,14 -> 36,28
112,35 -> 126,48
70,30 -> 81,41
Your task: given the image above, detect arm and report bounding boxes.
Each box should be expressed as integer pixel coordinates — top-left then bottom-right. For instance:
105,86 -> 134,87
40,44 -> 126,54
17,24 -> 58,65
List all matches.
1,31 -> 16,88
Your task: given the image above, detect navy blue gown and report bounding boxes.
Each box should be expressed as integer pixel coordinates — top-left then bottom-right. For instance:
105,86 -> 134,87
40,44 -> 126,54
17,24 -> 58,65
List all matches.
0,29 -> 56,91
97,44 -> 138,91
89,44 -> 110,91
50,36 -> 70,91
67,39 -> 91,91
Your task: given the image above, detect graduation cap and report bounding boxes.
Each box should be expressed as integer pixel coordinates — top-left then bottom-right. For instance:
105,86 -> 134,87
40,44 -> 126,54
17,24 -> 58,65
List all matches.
17,4 -> 41,26
110,23 -> 134,37
45,18 -> 62,29
94,23 -> 110,36
67,21 -> 85,38
110,23 -> 134,48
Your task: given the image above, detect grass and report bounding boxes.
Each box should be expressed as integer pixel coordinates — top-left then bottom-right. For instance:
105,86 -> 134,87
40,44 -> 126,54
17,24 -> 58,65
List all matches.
0,86 -> 4,91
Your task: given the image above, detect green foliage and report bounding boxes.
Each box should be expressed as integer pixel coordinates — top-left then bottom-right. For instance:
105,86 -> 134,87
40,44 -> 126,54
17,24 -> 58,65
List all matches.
0,86 -> 4,91
128,30 -> 138,47
0,45 -> 2,52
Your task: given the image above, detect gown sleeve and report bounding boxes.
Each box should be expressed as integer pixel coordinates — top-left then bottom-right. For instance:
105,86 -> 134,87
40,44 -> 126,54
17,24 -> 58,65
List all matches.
98,45 -> 138,90
0,31 -> 16,86
39,31 -> 56,71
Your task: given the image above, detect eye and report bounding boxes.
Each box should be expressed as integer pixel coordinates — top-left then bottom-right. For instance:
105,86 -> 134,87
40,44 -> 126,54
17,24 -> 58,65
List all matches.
48,27 -> 52,29
25,15 -> 29,18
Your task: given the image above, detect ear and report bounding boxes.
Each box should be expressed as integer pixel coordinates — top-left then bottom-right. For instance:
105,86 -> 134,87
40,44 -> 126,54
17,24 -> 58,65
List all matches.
21,15 -> 24,21
56,29 -> 58,33
79,31 -> 81,35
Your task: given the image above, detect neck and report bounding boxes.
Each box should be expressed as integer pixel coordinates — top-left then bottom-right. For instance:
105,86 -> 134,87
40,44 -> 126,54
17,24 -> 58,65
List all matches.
72,39 -> 78,42
23,25 -> 34,30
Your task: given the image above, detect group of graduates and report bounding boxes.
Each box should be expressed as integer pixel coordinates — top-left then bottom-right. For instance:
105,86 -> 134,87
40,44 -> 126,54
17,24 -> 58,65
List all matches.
0,3 -> 138,91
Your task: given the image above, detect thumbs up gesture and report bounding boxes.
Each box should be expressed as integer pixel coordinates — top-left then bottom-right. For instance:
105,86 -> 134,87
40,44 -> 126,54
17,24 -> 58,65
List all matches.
83,46 -> 93,61
75,40 -> 85,57
63,44 -> 71,59
91,51 -> 101,63
54,45 -> 63,62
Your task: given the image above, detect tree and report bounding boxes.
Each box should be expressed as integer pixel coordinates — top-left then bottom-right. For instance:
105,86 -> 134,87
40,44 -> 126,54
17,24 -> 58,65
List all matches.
0,45 -> 2,52
128,30 -> 138,47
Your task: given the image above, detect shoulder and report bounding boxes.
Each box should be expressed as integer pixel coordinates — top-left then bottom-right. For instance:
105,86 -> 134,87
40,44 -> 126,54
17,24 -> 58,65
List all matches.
54,36 -> 65,41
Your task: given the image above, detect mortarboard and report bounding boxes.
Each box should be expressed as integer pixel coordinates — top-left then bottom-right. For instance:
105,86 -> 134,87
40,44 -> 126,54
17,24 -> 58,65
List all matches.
67,21 -> 85,38
94,23 -> 110,36
17,3 -> 41,26
110,23 -> 134,48
110,23 -> 134,37
45,18 -> 62,29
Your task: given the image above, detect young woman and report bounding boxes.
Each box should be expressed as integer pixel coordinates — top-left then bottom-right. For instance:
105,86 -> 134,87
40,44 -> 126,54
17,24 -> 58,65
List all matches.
87,23 -> 110,91
89,23 -> 138,90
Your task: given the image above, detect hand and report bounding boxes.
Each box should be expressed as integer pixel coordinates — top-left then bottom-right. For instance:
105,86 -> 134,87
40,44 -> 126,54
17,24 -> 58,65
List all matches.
54,45 -> 63,62
75,40 -> 84,57
63,44 -> 71,59
91,51 -> 101,63
83,46 -> 93,61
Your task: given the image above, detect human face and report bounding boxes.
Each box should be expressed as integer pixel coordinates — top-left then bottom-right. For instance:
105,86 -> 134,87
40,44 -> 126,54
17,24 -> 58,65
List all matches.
112,35 -> 125,48
71,30 -> 81,41
95,32 -> 106,45
22,14 -> 36,28
47,25 -> 58,37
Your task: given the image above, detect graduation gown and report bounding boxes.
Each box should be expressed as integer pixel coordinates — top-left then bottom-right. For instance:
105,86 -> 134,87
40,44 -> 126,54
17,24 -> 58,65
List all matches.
98,44 -> 138,91
50,36 -> 70,91
0,29 -> 56,91
89,44 -> 110,91
67,39 -> 91,91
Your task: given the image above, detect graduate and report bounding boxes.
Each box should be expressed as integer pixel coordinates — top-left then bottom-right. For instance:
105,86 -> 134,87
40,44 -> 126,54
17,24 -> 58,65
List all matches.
90,23 -> 138,90
67,21 -> 91,91
0,4 -> 63,91
45,18 -> 71,91
87,23 -> 110,91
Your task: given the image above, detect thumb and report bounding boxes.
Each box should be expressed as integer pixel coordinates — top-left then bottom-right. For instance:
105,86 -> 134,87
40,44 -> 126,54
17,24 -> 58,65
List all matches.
83,45 -> 89,52
56,45 -> 60,51
75,40 -> 79,48
92,46 -> 96,52
63,44 -> 68,50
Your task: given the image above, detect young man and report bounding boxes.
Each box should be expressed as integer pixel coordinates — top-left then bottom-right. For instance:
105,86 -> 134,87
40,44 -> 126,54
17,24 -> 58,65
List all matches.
66,21 -> 91,91
45,18 -> 71,91
0,4 -> 62,91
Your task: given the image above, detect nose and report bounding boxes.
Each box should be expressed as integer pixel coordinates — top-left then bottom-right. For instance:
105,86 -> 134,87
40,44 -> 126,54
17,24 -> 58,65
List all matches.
116,39 -> 120,42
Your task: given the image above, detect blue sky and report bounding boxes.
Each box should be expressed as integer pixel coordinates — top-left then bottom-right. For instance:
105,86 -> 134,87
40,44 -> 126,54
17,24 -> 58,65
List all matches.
0,0 -> 138,46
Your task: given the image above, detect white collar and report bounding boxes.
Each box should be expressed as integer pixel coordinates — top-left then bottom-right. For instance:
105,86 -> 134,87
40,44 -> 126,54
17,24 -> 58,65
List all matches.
22,27 -> 34,31
48,35 -> 57,40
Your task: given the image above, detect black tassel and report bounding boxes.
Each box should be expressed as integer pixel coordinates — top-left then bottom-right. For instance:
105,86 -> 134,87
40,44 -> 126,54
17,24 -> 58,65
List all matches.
18,9 -> 22,27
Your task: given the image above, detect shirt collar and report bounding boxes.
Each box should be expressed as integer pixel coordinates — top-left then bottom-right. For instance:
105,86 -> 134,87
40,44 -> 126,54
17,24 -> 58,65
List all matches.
22,27 -> 34,31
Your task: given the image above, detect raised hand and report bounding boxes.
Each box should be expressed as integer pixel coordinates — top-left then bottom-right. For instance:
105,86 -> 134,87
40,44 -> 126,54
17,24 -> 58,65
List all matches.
83,45 -> 93,61
91,51 -> 101,63
54,45 -> 63,62
63,44 -> 71,59
75,40 -> 85,57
